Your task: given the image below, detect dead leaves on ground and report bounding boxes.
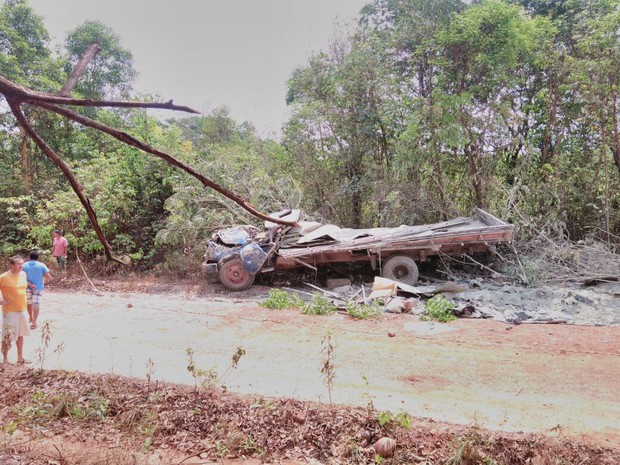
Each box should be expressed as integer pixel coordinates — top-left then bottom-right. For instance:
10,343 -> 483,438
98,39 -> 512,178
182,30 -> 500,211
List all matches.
0,364 -> 618,464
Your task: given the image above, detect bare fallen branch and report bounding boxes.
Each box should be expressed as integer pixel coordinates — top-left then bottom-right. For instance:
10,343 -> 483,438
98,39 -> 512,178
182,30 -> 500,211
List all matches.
36,101 -> 289,225
0,75 -> 200,114
7,96 -> 122,264
0,65 -> 296,262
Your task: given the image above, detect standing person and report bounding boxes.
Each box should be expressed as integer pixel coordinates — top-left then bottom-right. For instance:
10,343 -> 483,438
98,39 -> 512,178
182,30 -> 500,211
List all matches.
52,229 -> 68,272
0,256 -> 30,364
22,250 -> 51,330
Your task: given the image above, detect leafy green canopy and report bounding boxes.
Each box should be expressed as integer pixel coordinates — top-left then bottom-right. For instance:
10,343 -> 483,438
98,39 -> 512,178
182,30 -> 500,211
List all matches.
284,0 -> 620,240
0,0 -> 59,89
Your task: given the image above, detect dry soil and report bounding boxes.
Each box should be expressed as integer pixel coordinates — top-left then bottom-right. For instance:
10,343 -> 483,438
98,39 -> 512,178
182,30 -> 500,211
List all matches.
19,281 -> 620,450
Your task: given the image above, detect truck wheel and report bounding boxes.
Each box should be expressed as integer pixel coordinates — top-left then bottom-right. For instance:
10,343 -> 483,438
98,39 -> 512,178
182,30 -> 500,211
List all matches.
219,257 -> 255,291
382,255 -> 419,285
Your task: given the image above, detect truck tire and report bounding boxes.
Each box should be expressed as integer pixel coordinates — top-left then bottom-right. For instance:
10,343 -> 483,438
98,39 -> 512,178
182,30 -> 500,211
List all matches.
218,257 -> 255,291
382,255 -> 419,286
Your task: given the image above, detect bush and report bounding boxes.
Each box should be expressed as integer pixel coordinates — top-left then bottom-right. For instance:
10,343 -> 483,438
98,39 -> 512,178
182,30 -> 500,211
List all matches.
301,294 -> 337,315
346,302 -> 383,319
421,294 -> 456,322
259,289 -> 302,309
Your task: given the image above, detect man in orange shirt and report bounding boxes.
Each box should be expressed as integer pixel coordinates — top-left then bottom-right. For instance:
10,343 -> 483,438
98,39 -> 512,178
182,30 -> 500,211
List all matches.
0,255 -> 30,364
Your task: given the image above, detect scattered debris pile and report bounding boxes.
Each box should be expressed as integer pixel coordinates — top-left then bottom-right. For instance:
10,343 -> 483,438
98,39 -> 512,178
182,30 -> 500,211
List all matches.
517,237 -> 620,285
296,276 -> 620,326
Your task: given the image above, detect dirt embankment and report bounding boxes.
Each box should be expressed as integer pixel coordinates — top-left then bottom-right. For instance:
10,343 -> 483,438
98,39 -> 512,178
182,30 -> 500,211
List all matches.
1,363 -> 618,465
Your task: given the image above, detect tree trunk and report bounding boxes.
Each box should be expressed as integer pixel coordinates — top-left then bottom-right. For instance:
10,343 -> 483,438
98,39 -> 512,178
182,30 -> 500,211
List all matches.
349,148 -> 364,229
610,84 -> 620,172
59,42 -> 101,96
428,77 -> 447,219
542,80 -> 558,166
20,127 -> 31,191
465,143 -> 483,208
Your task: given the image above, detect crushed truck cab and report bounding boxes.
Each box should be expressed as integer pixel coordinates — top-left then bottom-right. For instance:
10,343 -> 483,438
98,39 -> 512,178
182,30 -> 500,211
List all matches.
202,224 -> 277,290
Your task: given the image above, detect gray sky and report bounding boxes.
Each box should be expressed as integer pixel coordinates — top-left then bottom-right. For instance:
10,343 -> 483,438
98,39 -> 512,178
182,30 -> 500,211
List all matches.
27,0 -> 368,137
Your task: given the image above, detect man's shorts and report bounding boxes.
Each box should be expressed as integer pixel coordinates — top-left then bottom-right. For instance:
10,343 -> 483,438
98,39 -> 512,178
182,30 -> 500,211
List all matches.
55,255 -> 66,269
2,311 -> 29,343
26,289 -> 43,305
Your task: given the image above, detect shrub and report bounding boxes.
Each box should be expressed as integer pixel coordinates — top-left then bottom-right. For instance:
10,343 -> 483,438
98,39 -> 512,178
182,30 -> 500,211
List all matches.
420,294 -> 456,322
259,289 -> 302,309
301,294 -> 337,315
346,302 -> 383,319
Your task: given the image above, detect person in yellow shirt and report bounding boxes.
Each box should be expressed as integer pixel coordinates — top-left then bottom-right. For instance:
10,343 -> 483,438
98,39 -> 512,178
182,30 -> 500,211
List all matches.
0,255 -> 30,364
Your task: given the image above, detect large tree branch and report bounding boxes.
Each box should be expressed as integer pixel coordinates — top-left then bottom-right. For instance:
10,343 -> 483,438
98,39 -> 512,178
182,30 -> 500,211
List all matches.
35,101 -> 295,225
0,75 -> 200,114
7,97 -> 123,264
0,67 -> 296,264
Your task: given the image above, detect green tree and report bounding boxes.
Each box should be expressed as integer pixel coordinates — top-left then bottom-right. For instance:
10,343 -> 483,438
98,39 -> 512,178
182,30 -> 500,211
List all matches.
30,112 -> 178,268
0,0 -> 65,196
0,0 -> 60,89
285,28 -> 397,228
566,1 -> 620,237
361,0 -> 464,220
434,0 -> 553,208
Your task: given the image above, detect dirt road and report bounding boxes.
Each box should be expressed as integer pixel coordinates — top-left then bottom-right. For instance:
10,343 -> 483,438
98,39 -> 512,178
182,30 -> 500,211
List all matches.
23,285 -> 620,448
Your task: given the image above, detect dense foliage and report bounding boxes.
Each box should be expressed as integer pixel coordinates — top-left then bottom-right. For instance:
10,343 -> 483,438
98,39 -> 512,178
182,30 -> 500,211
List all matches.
1,0 -> 619,274
285,0 -> 620,242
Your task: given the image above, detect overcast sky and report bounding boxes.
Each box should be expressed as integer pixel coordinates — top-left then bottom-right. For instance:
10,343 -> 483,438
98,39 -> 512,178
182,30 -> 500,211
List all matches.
27,0 -> 368,137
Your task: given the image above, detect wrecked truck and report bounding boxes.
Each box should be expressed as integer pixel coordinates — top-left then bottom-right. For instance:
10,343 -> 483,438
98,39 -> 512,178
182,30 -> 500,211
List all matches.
202,209 -> 514,291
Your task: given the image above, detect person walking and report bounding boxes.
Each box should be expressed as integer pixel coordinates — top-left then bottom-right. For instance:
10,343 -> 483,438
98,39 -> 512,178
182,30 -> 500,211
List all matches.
22,250 -> 51,330
52,229 -> 68,272
0,255 -> 30,364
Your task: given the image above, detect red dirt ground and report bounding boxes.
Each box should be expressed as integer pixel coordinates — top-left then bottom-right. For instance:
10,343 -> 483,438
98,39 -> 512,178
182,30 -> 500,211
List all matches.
16,282 -> 620,450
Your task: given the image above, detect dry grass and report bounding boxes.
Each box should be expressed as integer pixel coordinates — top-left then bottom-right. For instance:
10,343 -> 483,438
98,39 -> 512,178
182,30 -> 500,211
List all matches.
0,439 -> 150,465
